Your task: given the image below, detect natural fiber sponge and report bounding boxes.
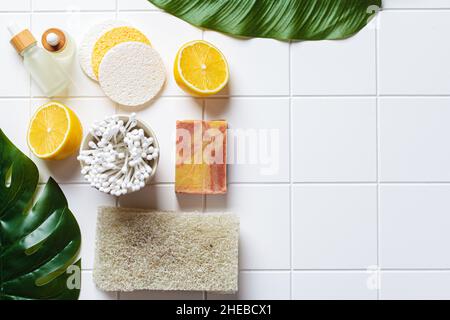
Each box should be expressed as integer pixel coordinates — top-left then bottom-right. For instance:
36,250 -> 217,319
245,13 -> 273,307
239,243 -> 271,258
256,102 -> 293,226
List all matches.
98,42 -> 166,107
79,20 -> 130,81
93,207 -> 239,292
92,26 -> 151,79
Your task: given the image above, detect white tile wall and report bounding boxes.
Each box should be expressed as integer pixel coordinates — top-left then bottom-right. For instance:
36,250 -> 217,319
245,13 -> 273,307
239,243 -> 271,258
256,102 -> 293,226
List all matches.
118,0 -> 159,11
380,271 -> 450,300
292,98 -> 377,182
292,272 -> 378,300
206,185 -> 290,270
291,27 -> 376,96
208,272 -> 291,300
384,0 -> 450,8
293,185 -> 377,269
379,98 -> 450,182
1,0 -> 450,300
203,31 -> 290,96
379,11 -> 450,95
0,99 -> 30,154
61,185 -> 115,270
0,0 -> 30,12
0,13 -> 30,97
32,0 -> 116,11
380,185 -> 450,269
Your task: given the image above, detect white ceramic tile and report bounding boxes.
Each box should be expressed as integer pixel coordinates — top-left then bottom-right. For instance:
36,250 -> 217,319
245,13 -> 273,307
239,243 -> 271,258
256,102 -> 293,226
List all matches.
0,0 -> 30,11
31,98 -> 116,183
206,185 -> 290,270
379,98 -> 450,182
118,0 -> 159,11
118,11 -> 202,96
31,12 -> 115,97
379,11 -> 450,95
292,98 -> 377,182
384,0 -> 450,8
205,98 -> 290,183
118,184 -> 203,211
203,31 -> 290,96
120,291 -> 203,300
0,99 -> 30,154
0,14 -> 30,97
32,0 -> 116,11
380,272 -> 450,300
293,185 -> 377,269
380,185 -> 450,268
292,272 -> 377,300
291,27 -> 376,95
80,271 -> 117,300
61,184 -> 115,270
120,97 -> 203,183
208,272 -> 290,300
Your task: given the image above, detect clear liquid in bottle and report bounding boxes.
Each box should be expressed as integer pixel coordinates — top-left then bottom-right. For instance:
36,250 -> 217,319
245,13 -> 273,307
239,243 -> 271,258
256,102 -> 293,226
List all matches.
8,24 -> 70,97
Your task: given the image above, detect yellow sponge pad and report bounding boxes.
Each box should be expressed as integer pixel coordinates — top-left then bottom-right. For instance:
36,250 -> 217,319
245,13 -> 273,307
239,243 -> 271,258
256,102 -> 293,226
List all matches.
93,207 -> 239,293
91,26 -> 151,79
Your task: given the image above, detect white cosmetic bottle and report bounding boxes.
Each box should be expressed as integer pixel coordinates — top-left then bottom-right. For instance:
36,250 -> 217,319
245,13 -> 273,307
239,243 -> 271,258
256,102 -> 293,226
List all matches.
8,24 -> 70,97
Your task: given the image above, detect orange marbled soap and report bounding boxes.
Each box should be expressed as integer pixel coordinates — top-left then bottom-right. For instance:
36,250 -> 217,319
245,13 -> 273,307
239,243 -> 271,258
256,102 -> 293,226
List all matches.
175,120 -> 227,194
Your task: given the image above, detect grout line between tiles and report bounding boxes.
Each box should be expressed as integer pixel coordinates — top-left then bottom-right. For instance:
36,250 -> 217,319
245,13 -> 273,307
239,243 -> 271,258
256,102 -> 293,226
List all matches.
7,94 -> 450,100
288,39 -> 294,301
81,267 -> 450,272
375,12 -> 381,301
40,181 -> 450,187
202,95 -> 207,301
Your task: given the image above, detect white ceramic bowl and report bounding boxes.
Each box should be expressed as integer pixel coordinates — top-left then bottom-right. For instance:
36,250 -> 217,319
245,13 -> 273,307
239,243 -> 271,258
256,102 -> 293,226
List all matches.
79,114 -> 160,191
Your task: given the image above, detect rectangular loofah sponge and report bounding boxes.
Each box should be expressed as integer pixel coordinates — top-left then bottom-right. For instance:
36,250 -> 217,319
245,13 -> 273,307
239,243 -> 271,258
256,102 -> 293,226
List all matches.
93,207 -> 239,293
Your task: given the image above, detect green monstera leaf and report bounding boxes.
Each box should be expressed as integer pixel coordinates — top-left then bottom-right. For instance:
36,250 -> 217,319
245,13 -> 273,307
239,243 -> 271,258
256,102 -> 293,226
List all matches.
149,0 -> 382,41
0,130 -> 81,300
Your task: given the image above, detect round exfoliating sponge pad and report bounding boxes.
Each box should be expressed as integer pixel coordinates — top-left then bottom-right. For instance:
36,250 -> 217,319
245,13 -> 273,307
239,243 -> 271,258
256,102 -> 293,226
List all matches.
92,26 -> 151,79
99,42 -> 166,107
79,20 -> 130,81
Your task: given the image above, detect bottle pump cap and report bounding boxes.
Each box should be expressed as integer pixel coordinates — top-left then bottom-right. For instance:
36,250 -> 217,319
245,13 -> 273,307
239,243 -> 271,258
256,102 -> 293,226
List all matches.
42,28 -> 66,52
46,33 -> 60,46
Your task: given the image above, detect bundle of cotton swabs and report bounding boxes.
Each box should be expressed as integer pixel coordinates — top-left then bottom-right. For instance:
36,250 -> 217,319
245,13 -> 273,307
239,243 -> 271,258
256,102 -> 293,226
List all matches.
78,113 -> 159,196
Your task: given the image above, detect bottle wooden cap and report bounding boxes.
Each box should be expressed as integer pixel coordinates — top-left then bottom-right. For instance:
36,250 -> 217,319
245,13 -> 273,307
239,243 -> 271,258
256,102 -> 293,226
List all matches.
10,29 -> 37,54
42,28 -> 66,52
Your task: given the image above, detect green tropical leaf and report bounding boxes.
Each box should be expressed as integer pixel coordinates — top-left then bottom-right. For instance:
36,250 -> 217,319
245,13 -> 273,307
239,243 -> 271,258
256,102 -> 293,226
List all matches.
149,0 -> 382,41
0,130 -> 81,300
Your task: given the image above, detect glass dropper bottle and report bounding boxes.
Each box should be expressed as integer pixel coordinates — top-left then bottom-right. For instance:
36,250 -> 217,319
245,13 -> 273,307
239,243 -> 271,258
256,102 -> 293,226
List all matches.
8,24 -> 70,97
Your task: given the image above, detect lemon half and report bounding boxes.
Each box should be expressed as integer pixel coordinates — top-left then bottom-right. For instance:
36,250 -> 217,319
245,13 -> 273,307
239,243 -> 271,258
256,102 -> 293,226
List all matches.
28,102 -> 83,160
174,40 -> 229,97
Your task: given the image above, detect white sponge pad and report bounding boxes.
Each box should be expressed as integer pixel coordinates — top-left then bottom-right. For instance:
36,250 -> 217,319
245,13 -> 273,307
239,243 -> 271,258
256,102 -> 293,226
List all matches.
79,20 -> 130,81
98,42 -> 166,107
93,207 -> 239,293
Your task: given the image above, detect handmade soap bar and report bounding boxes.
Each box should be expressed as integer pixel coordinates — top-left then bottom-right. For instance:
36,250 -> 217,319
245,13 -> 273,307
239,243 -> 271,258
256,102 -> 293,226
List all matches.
94,207 -> 239,292
175,120 -> 227,194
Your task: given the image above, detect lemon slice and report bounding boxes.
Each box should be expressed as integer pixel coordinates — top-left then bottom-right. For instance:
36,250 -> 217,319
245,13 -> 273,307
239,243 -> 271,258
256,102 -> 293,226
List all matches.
174,40 -> 229,97
28,102 -> 83,160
